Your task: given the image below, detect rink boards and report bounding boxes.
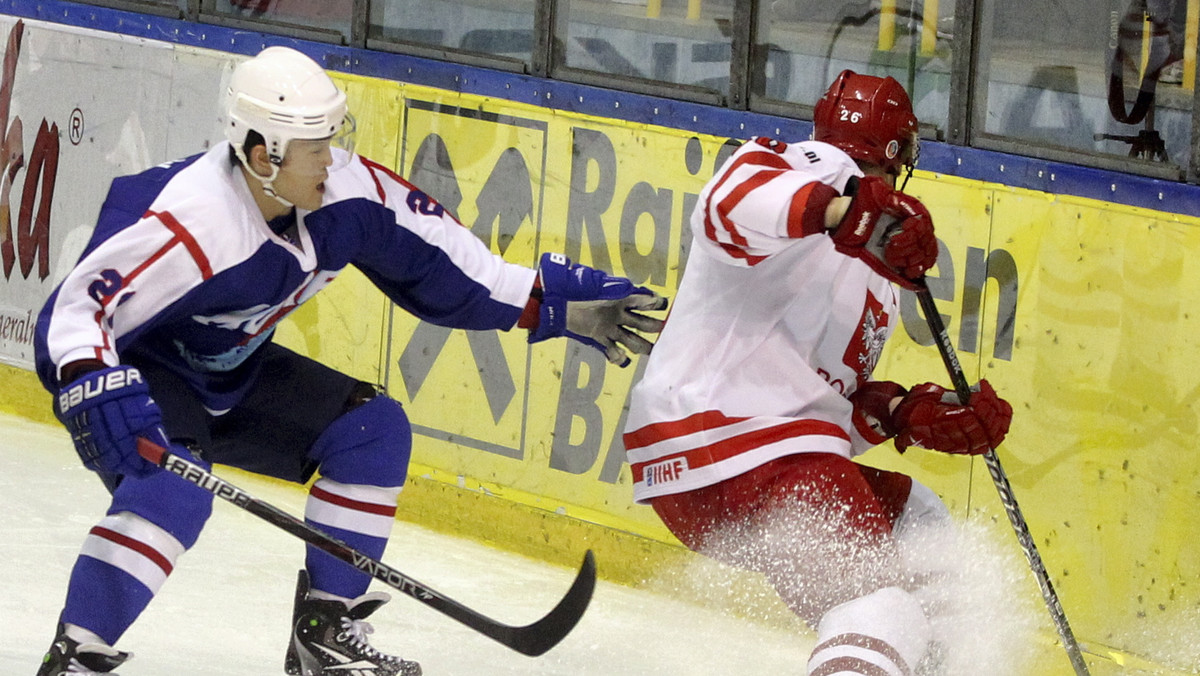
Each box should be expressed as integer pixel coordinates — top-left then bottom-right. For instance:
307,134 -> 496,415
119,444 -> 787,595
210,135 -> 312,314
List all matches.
0,8 -> 1198,672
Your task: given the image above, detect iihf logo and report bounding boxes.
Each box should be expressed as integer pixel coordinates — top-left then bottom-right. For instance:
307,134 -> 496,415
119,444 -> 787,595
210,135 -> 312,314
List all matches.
643,457 -> 688,486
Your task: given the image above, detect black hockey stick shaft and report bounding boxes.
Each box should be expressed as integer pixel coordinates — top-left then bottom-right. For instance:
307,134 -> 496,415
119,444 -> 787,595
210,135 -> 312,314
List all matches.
914,285 -> 1091,676
136,438 -> 595,657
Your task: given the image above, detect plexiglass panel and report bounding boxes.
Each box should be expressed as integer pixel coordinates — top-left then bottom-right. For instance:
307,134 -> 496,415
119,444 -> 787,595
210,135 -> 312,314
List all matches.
754,0 -> 956,134
369,0 -> 537,61
556,0 -> 735,94
217,0 -> 353,38
978,0 -> 1195,169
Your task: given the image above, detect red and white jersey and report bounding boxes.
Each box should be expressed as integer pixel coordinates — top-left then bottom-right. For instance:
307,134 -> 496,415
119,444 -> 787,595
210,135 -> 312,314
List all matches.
623,137 -> 900,503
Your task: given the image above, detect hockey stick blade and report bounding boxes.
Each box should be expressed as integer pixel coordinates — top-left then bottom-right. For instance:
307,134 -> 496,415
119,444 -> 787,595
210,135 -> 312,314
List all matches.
136,438 -> 595,656
913,284 -> 1091,676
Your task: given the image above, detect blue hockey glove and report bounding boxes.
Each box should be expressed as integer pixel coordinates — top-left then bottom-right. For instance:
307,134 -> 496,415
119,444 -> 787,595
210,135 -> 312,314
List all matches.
54,364 -> 164,478
529,252 -> 668,367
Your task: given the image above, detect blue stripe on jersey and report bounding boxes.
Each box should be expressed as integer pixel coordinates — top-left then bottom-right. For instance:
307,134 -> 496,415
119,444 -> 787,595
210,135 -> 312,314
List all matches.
32,287 -> 62,390
308,198 -> 525,331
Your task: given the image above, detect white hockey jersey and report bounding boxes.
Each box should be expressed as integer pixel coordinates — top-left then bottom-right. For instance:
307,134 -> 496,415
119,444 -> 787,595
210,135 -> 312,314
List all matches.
35,143 -> 536,412
623,137 -> 901,503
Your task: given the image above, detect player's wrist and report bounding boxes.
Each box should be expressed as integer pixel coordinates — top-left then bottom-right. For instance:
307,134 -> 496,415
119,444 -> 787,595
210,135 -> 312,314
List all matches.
58,358 -> 109,387
824,196 -> 853,230
517,278 -> 543,331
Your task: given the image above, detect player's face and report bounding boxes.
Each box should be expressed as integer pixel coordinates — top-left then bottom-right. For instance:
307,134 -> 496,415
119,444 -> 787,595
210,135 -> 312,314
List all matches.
273,138 -> 334,211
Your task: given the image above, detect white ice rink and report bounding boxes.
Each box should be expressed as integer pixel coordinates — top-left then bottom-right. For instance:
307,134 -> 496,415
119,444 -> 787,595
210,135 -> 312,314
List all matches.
0,412 -> 813,675
25,410 -> 1188,675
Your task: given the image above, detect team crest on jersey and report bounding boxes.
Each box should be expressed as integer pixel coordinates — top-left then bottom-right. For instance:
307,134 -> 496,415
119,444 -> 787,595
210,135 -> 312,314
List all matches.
181,270 -> 340,372
843,291 -> 889,388
191,270 -> 338,337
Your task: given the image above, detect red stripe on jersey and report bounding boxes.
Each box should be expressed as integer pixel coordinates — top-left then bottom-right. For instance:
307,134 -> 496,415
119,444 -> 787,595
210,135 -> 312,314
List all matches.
628,417 -> 850,482
703,151 -> 791,265
360,156 -> 474,234
715,168 -> 784,243
93,212 -> 204,311
145,210 -> 214,279
91,307 -> 111,354
82,211 -> 215,358
90,525 -> 174,576
624,409 -> 751,450
809,657 -> 892,676
726,149 -> 792,173
360,156 -> 422,203
310,484 -> 397,517
786,182 -> 838,238
711,237 -> 766,265
361,158 -> 388,201
812,633 -> 910,676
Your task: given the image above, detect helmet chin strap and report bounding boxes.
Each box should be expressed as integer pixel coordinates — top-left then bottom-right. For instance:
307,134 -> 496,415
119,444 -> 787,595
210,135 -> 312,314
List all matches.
260,176 -> 295,210
234,145 -> 294,209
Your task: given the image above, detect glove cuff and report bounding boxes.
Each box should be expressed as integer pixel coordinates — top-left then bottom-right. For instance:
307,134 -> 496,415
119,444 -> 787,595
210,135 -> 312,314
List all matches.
831,175 -> 889,249
59,358 -> 109,387
55,365 -> 151,421
517,278 -> 543,331
849,380 -> 907,445
527,253 -> 575,344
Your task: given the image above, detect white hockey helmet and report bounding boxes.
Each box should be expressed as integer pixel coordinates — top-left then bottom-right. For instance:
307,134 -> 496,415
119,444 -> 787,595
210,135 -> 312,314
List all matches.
224,46 -> 349,166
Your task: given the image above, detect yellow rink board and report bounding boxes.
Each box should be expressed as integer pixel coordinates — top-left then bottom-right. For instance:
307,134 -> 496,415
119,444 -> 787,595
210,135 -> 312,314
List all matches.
6,68 -> 1200,674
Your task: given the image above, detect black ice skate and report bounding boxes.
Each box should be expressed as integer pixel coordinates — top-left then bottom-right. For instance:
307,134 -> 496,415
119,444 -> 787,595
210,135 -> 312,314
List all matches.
284,570 -> 422,676
35,625 -> 131,676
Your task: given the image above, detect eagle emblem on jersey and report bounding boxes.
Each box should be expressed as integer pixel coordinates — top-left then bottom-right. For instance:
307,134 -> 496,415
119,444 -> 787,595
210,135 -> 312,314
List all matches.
843,291 -> 889,388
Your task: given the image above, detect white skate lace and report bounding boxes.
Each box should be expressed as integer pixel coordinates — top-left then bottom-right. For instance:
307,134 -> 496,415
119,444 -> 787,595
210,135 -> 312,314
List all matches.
337,618 -> 401,665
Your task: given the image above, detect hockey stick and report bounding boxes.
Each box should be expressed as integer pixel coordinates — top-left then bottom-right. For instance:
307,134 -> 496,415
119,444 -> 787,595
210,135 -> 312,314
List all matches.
136,438 -> 595,657
913,284 -> 1091,676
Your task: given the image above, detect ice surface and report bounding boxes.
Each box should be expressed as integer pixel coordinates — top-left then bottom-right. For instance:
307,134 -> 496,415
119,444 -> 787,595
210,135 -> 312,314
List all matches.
0,413 -> 810,675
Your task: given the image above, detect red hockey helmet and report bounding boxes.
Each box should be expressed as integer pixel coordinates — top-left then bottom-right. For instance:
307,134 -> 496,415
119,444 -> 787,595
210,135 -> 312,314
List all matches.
813,70 -> 919,175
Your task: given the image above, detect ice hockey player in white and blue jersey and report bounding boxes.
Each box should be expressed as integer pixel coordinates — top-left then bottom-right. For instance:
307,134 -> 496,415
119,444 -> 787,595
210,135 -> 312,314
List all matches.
32,46 -> 665,676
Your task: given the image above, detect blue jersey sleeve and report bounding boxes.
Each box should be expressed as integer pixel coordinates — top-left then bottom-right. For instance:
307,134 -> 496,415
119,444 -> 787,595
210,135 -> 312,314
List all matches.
310,179 -> 535,331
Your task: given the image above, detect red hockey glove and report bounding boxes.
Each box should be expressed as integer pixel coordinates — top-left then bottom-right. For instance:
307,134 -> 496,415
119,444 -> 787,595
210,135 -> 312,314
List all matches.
891,379 -> 1012,455
848,379 -> 907,446
831,176 -> 938,289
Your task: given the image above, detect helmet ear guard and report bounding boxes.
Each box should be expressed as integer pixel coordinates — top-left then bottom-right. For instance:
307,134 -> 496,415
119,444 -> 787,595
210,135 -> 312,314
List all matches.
813,70 -> 919,177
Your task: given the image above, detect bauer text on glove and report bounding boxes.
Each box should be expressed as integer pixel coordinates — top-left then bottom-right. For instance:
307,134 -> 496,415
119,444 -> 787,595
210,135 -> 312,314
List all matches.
525,252 -> 668,367
54,363 -> 166,477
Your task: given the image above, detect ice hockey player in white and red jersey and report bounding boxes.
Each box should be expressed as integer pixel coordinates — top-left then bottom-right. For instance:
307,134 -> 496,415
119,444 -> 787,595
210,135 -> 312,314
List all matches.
623,70 -> 1013,676
32,46 -> 665,676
